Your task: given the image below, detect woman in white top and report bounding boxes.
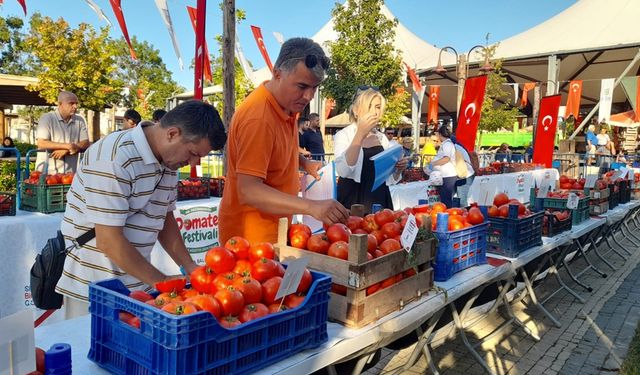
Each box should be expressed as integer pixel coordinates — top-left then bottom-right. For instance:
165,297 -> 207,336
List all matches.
596,126 -> 614,155
333,87 -> 408,212
425,125 -> 458,208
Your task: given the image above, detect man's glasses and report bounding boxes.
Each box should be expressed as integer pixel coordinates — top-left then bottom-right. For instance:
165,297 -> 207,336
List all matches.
284,54 -> 330,70
357,85 -> 380,92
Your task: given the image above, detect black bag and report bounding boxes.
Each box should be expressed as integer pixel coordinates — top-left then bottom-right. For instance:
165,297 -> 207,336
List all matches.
30,229 -> 95,310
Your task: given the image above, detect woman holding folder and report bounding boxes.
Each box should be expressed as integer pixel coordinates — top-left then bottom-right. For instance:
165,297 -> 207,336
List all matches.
333,87 -> 408,212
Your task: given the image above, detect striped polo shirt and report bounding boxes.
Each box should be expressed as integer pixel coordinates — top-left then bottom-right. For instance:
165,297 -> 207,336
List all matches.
55,124 -> 178,301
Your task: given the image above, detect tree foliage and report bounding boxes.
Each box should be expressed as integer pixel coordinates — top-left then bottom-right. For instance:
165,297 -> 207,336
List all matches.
322,0 -> 408,126
0,15 -> 35,75
478,44 -> 520,133
113,37 -> 182,119
382,88 -> 410,128
23,13 -> 123,111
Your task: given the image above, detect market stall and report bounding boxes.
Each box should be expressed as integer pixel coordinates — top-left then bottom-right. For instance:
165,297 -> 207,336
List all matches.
469,168 -> 559,205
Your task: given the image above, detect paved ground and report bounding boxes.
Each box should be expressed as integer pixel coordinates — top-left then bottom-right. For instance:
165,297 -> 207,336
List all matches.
363,232 -> 640,374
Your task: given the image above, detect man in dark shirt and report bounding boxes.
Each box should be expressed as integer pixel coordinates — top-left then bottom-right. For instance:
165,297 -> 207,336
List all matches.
297,117 -> 310,156
301,113 -> 325,160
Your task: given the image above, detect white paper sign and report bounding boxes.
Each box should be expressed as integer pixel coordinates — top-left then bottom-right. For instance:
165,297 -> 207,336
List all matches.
567,193 -> 579,210
195,165 -> 203,177
0,310 -> 35,375
537,184 -> 550,199
276,257 -> 309,300
400,214 -> 419,252
585,174 -> 598,189
477,177 -> 494,206
619,167 -> 629,179
611,170 -> 622,181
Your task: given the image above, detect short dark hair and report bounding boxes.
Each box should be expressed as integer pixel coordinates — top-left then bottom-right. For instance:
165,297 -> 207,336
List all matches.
152,109 -> 167,122
160,100 -> 227,151
437,125 -> 452,138
123,109 -> 141,124
308,113 -> 319,121
385,127 -> 395,135
298,117 -> 308,126
274,37 -> 328,80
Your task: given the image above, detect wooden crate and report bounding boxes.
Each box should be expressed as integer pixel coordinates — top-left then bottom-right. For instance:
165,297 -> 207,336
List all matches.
589,201 -> 609,215
586,187 -> 609,200
275,218 -> 435,328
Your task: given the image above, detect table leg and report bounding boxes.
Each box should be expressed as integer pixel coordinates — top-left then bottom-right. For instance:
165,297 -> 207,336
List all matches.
542,246 -> 587,303
348,351 -> 377,375
450,301 -> 497,375
520,269 -> 561,328
390,309 -> 445,375
622,221 -> 640,245
584,233 -> 615,272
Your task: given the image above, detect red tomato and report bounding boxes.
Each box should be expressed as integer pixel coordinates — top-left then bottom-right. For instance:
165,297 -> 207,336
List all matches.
288,223 -> 311,238
366,282 -> 381,296
268,303 -> 289,314
214,287 -> 245,316
224,236 -> 251,260
446,207 -> 465,216
180,288 -> 199,299
331,283 -> 347,296
251,258 -> 279,282
214,272 -> 241,291
233,260 -> 252,277
346,216 -> 364,232
249,242 -> 275,262
276,261 -> 286,277
45,175 -> 58,185
162,301 -> 199,316
119,311 -> 141,328
431,202 -> 447,213
467,207 -> 485,225
353,228 -> 368,235
239,303 -> 270,323
29,171 -> 42,181
307,233 -> 330,254
297,268 -> 313,294
380,275 -> 397,289
374,209 -> 395,227
233,277 -> 263,304
412,204 -> 431,214
219,315 -> 242,328
35,347 -> 45,373
361,214 -> 379,232
261,276 -> 283,305
493,192 -> 510,207
415,212 -> 431,228
326,223 -> 351,243
374,249 -> 384,258
379,238 -> 402,254
488,205 -> 499,217
498,204 -> 510,218
367,234 -> 378,253
205,246 -> 236,274
284,294 -> 306,309
61,173 -> 74,184
129,290 -> 154,302
185,294 -> 222,318
381,222 -> 401,238
327,241 -> 349,260
154,278 -> 186,293
190,266 -> 216,294
370,230 -> 385,244
448,217 -> 464,231
290,231 -> 310,249
404,268 -> 417,278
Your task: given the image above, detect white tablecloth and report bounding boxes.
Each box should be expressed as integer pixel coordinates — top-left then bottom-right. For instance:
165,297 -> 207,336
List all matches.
469,168 -> 559,205
389,180 -> 437,210
0,197 -> 222,321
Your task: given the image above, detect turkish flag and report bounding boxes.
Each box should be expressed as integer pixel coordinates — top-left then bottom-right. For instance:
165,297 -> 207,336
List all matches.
109,0 -> 137,60
186,6 -> 212,83
403,62 -> 423,92
427,85 -> 440,126
564,80 -> 582,118
532,95 -> 562,168
251,25 -> 274,73
455,76 -> 488,152
520,82 -> 536,107
16,0 -> 26,15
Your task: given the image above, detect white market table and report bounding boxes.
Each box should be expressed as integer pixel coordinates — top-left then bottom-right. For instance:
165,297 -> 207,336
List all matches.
389,180 -> 436,210
469,168 -> 559,205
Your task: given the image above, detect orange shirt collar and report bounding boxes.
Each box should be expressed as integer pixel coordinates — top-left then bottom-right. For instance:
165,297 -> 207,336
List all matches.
260,82 -> 297,124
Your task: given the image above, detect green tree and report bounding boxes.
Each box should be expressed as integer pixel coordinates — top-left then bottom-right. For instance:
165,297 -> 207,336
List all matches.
0,15 -> 35,75
16,105 -> 52,144
382,88 -> 410,128
24,13 -> 123,140
322,0 -> 408,126
112,37 -> 182,119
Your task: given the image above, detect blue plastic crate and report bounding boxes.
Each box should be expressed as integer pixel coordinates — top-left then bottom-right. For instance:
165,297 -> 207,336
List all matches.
486,205 -> 543,258
88,270 -> 331,375
433,213 -> 488,282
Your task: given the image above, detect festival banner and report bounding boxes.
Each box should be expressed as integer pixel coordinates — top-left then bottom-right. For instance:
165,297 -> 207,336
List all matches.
186,6 -> 212,83
83,0 -> 112,26
512,83 -> 519,105
403,62 -> 423,93
324,98 -> 336,119
564,80 -> 582,118
520,82 -> 536,107
251,25 -> 274,73
235,35 -> 255,84
273,31 -> 285,45
109,0 -> 136,59
155,0 -> 183,70
427,85 -> 440,125
597,78 -> 615,123
532,95 -> 562,168
175,205 -> 220,263
16,0 -> 26,15
620,76 -> 640,120
455,75 -> 488,152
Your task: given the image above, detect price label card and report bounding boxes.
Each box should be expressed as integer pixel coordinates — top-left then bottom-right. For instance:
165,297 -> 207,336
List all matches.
537,184 -> 550,198
619,167 -> 629,179
567,193 -> 579,209
476,177 -> 493,206
611,170 -> 622,181
584,174 -> 598,189
275,257 -> 309,300
195,165 -> 203,177
400,214 -> 419,252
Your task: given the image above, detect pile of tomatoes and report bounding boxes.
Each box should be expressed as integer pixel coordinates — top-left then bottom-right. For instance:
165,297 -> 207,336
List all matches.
177,178 -> 209,200
24,171 -> 74,185
485,193 -> 534,219
412,202 -> 485,232
121,236 -> 314,329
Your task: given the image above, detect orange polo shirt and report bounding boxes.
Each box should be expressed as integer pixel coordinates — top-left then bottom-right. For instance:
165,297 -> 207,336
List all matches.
219,83 -> 299,245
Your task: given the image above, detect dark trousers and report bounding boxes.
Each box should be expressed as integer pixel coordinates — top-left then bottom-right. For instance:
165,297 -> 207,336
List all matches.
438,176 -> 458,208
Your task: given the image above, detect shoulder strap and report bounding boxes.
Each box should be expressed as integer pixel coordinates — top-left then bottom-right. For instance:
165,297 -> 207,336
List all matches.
76,228 -> 96,247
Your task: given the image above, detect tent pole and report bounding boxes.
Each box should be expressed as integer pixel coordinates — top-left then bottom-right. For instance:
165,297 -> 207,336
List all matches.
569,47 -> 640,139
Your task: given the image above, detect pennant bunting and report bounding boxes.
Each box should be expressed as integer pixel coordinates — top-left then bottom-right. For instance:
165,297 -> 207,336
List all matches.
235,35 -> 255,84
520,82 -> 536,107
324,98 -> 336,120
273,31 -> 285,45
620,76 -> 640,120
455,75 -> 488,152
427,85 -> 440,125
512,83 -> 519,105
186,6 -> 212,83
598,78 -> 615,123
109,0 -> 136,59
83,0 -> 112,26
155,0 -> 183,70
251,25 -> 273,72
532,95 -> 562,168
16,0 -> 26,15
564,80 -> 582,118
403,62 -> 423,93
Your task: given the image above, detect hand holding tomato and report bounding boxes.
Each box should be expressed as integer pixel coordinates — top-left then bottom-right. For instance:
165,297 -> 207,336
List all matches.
307,199 -> 349,227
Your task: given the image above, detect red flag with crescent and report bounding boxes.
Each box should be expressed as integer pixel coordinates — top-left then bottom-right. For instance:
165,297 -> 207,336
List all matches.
109,0 -> 136,59
455,76 -> 488,152
520,82 -> 536,107
186,6 -> 212,83
427,85 -> 440,125
251,25 -> 273,73
564,80 -> 582,118
16,0 -> 27,15
532,95 -> 562,168
403,62 -> 423,92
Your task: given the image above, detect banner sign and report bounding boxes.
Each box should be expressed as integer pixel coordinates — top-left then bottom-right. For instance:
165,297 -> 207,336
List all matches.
564,80 -> 583,118
533,95 -> 562,168
427,85 -> 440,125
176,205 -> 220,256
455,75 -> 488,152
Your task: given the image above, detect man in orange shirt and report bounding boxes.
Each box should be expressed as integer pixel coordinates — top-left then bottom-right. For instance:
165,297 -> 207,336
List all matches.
219,38 -> 349,244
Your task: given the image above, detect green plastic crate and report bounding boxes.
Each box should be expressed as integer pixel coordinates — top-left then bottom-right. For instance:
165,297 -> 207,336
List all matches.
20,182 -> 70,213
542,195 -> 590,225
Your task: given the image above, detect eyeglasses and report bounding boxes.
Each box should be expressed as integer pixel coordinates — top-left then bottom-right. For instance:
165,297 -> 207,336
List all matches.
357,85 -> 380,92
385,132 -> 395,135
284,54 -> 330,70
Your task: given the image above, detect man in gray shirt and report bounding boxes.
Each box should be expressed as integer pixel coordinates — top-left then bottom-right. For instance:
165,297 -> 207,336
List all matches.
36,91 -> 90,174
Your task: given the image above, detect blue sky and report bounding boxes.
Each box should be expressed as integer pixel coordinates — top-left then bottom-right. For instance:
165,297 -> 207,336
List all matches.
0,0 -> 576,89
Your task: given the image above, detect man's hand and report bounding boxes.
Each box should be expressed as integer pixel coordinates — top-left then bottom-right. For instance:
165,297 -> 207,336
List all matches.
308,199 -> 349,226
51,149 -> 69,159
68,143 -> 79,155
395,157 -> 410,172
303,159 -> 323,180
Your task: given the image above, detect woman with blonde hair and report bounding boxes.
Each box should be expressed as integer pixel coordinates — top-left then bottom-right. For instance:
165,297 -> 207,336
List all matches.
333,86 -> 408,211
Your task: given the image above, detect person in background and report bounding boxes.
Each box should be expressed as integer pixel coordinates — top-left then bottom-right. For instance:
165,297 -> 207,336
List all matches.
384,127 -> 399,147
494,143 -> 511,162
401,136 -> 415,168
301,112 -> 325,160
219,37 -> 349,245
616,149 -> 628,164
1,136 -> 16,157
421,131 -> 438,166
123,109 -> 142,129
55,100 -> 227,318
425,125 -> 457,208
597,125 -> 614,155
297,116 -> 311,156
36,91 -> 90,174
585,124 -> 597,165
452,138 -> 477,207
334,87 -> 409,211
152,109 -> 167,123
524,142 -> 534,163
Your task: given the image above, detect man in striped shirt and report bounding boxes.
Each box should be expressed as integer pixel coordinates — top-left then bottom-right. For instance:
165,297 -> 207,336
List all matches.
55,100 -> 227,318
